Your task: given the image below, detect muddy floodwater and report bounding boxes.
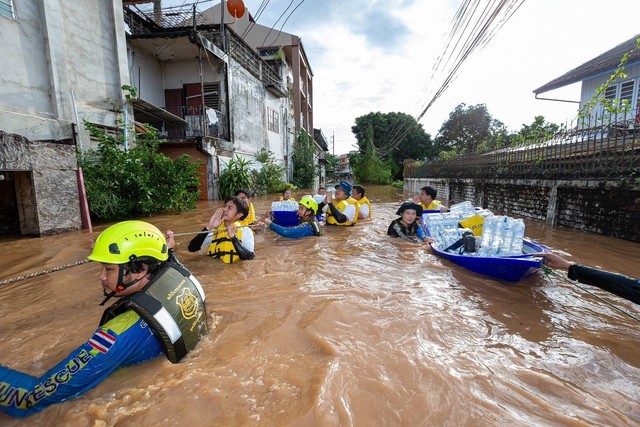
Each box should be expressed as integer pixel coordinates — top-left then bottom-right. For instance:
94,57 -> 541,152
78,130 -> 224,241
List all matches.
1,185 -> 639,426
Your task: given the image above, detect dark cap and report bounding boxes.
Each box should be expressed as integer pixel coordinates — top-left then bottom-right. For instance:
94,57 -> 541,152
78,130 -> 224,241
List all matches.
396,202 -> 423,217
334,180 -> 352,197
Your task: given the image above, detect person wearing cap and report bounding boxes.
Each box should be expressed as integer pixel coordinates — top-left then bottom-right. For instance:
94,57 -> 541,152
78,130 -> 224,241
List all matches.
235,189 -> 256,227
414,186 -> 448,212
188,196 -> 255,263
264,196 -> 321,239
320,180 -> 360,226
387,202 -> 435,244
0,221 -> 208,418
352,185 -> 372,220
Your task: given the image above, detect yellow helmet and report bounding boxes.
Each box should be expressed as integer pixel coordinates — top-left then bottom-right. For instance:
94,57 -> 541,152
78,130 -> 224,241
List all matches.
88,221 -> 168,265
299,196 -> 318,215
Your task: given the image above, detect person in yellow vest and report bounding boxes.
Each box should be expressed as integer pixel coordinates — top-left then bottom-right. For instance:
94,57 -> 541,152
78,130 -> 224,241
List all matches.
235,189 -> 256,227
319,180 -> 360,226
414,186 -> 448,212
352,185 -> 372,220
188,196 -> 255,263
279,188 -> 296,201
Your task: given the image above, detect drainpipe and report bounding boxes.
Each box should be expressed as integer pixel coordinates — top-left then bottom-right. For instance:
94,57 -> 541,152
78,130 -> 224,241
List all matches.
121,108 -> 128,151
70,89 -> 83,152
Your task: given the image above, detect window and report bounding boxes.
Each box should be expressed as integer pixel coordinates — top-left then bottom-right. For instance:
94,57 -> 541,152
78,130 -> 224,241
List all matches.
0,0 -> 13,19
604,85 -> 617,100
620,80 -> 634,104
267,107 -> 279,133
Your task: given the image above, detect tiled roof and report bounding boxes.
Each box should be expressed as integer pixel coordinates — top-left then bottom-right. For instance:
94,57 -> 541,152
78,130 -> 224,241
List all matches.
533,34 -> 640,95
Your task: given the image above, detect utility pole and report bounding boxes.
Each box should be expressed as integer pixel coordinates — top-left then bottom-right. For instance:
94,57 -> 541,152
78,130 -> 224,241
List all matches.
332,132 -> 335,155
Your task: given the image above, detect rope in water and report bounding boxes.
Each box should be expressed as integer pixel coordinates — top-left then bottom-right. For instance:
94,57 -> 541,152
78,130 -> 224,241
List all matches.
0,259 -> 91,287
0,227 -> 252,286
541,266 -> 640,323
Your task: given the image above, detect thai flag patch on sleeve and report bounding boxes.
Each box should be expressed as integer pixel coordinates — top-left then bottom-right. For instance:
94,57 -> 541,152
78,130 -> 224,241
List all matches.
89,329 -> 117,354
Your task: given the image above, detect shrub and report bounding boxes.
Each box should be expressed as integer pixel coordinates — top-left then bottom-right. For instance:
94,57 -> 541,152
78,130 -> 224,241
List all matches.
254,148 -> 286,195
79,123 -> 200,220
218,155 -> 254,198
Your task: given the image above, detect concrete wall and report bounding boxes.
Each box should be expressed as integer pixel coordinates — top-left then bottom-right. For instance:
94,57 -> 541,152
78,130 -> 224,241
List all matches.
405,178 -> 640,242
0,0 -> 128,146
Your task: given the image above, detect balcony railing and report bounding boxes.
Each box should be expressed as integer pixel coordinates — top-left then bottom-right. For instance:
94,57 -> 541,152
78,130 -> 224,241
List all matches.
160,106 -> 228,141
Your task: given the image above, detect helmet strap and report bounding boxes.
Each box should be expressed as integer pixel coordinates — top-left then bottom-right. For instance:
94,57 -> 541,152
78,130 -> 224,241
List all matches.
98,266 -> 146,306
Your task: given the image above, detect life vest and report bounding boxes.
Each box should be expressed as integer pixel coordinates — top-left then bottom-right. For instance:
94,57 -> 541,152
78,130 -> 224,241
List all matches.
206,222 -> 244,264
239,202 -> 256,227
326,198 -> 359,226
419,200 -> 443,211
279,196 -> 296,201
100,262 -> 208,364
358,196 -> 372,218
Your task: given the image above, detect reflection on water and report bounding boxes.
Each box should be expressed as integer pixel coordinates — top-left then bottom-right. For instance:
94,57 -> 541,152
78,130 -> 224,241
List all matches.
1,185 -> 639,426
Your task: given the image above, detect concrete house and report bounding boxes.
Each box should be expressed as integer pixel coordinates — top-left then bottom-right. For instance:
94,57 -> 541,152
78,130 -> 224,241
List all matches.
534,34 -> 640,127
0,0 -> 129,236
200,3 -> 319,182
123,1 -> 294,199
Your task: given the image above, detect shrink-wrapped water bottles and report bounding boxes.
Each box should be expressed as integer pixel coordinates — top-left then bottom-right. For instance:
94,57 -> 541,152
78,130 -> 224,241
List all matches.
507,218 -> 525,256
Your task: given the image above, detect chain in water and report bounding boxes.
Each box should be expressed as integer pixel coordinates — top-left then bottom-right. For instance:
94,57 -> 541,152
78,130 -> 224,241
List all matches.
541,266 -> 640,323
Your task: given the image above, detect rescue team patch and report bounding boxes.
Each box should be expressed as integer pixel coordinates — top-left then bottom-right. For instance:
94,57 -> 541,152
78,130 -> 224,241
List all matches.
89,330 -> 117,354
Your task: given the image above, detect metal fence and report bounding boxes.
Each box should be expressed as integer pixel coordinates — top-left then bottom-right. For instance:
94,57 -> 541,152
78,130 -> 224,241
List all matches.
405,109 -> 640,180
161,106 -> 228,140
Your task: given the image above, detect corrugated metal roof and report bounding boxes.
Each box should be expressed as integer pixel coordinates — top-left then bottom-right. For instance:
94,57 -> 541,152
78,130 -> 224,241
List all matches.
533,34 -> 640,95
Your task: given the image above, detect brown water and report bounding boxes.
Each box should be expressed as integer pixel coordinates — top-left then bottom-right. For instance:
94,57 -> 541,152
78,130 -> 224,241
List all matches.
1,185 -> 639,426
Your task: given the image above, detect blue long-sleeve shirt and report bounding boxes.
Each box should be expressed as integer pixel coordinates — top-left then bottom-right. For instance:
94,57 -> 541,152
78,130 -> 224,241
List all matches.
269,219 -> 320,238
0,310 -> 163,417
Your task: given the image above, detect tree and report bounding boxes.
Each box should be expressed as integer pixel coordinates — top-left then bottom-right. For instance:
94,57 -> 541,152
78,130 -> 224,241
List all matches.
292,130 -> 317,188
349,126 -> 393,184
351,112 -> 434,179
513,116 -> 561,145
436,103 -> 499,155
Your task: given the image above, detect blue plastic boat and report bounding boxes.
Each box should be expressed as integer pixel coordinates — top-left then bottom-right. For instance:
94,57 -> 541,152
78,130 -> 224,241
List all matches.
429,237 -> 547,282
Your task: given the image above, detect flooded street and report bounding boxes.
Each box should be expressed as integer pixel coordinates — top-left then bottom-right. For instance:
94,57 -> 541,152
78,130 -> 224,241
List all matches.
1,185 -> 639,426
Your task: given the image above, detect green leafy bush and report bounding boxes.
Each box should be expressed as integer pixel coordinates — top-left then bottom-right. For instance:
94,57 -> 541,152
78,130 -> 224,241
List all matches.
254,148 -> 286,195
218,155 -> 254,198
292,130 -> 317,188
79,123 -> 200,220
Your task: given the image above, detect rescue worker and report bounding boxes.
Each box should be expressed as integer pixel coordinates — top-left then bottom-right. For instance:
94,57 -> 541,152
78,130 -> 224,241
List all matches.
188,196 -> 255,263
320,181 -> 360,226
352,185 -> 372,219
414,186 -> 448,212
0,221 -> 208,418
387,202 -> 435,244
235,189 -> 256,227
540,252 -> 640,305
265,196 -> 321,238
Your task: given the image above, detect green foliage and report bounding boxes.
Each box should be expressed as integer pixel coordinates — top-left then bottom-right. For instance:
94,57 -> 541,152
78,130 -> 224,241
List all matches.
391,180 -> 404,188
121,85 -> 138,101
351,111 -> 434,180
579,38 -> 640,121
218,155 -> 254,198
254,148 -> 286,195
350,132 -> 393,184
436,103 -> 498,154
511,116 -> 562,146
292,130 -> 317,188
79,122 -> 199,220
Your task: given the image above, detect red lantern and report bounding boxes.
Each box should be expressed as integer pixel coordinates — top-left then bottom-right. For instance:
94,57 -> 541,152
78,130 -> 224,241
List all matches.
227,0 -> 245,19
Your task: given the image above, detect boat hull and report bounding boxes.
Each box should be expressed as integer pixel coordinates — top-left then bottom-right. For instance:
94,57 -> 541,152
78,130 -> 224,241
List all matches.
430,238 -> 546,282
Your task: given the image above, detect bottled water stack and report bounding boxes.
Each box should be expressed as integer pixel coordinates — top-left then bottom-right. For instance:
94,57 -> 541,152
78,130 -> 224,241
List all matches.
478,216 -> 526,257
271,200 -> 299,212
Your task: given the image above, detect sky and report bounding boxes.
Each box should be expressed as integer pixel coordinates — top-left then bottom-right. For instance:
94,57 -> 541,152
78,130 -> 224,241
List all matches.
173,0 -> 640,155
